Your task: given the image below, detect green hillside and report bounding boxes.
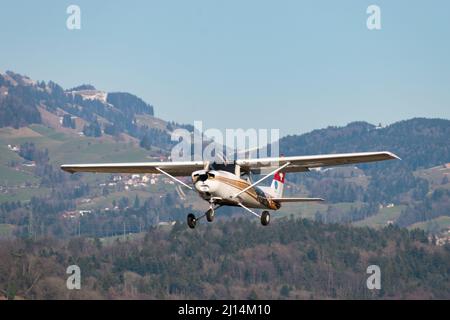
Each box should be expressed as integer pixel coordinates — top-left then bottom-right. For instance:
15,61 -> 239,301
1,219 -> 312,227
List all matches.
408,216 -> 450,233
0,124 -> 156,206
353,205 -> 406,229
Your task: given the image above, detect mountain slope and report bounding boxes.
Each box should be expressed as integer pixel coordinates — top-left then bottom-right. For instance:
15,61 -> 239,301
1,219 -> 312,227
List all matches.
280,118 -> 450,171
0,71 -> 177,151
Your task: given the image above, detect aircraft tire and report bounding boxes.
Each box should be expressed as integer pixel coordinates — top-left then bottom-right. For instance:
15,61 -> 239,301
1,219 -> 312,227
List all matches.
261,211 -> 270,226
206,208 -> 215,222
187,213 -> 197,229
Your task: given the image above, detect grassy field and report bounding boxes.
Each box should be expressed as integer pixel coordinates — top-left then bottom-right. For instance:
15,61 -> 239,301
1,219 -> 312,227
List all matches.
29,124 -> 67,142
48,137 -> 150,165
78,189 -> 152,210
76,179 -> 179,210
98,231 -> 147,245
0,124 -> 157,203
353,205 -> 406,228
408,216 -> 450,233
0,165 -> 38,185
0,144 -> 23,166
0,187 -> 51,203
0,128 -> 41,187
1,124 -> 152,166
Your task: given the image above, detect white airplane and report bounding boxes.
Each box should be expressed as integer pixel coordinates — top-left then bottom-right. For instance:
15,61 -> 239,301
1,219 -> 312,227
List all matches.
61,151 -> 400,228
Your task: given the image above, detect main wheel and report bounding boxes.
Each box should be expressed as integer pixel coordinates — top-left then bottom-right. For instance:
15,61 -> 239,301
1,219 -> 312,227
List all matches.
206,208 -> 215,222
261,211 -> 270,226
187,213 -> 197,229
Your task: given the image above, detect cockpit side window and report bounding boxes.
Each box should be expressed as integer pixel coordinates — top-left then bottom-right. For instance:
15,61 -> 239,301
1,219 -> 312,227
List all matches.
192,174 -> 200,183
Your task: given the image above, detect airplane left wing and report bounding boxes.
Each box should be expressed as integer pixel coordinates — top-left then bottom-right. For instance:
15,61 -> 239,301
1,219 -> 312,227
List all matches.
61,160 -> 205,176
236,151 -> 400,174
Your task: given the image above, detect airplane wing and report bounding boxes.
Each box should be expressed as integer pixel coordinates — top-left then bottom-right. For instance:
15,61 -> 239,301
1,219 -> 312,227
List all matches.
61,160 -> 205,176
236,151 -> 400,174
61,151 -> 399,176
272,197 -> 324,202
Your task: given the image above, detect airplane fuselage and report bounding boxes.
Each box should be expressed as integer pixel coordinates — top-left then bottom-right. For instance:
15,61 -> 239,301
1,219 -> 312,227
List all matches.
192,170 -> 280,210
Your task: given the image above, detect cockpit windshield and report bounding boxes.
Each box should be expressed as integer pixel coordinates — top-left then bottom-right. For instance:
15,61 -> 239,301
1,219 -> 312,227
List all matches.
192,172 -> 215,183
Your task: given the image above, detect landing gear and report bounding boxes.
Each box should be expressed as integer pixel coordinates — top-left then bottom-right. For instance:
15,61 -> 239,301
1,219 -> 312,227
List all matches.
187,205 -> 221,228
237,203 -> 271,226
187,213 -> 197,229
261,211 -> 270,226
206,208 -> 215,222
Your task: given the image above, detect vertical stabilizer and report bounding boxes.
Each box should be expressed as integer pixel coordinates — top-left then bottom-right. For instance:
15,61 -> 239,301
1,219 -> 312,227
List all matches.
270,171 -> 285,197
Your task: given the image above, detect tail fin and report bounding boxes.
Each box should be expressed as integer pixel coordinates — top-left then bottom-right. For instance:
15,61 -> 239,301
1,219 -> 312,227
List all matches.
270,171 -> 285,197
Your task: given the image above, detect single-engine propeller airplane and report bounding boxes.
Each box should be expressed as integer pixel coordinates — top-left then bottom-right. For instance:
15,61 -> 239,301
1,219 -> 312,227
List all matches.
61,151 -> 400,228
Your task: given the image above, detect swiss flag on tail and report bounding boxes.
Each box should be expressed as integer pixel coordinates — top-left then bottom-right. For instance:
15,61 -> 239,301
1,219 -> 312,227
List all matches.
271,171 -> 285,197
274,171 -> 285,183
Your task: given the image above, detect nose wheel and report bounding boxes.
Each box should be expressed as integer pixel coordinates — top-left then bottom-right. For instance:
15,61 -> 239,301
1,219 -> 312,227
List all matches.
187,213 -> 197,229
187,205 -> 221,229
206,208 -> 215,222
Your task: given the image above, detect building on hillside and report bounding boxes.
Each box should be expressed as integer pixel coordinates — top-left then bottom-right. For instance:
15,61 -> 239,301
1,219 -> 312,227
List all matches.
62,211 -> 78,219
22,161 -> 36,167
7,144 -> 20,152
79,210 -> 92,216
157,221 -> 176,227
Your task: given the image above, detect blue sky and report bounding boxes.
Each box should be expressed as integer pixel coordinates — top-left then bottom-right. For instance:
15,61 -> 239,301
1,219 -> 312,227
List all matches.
1,0 -> 449,136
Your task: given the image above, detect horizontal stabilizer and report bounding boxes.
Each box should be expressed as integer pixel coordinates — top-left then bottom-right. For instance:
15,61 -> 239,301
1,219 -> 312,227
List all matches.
272,197 -> 324,203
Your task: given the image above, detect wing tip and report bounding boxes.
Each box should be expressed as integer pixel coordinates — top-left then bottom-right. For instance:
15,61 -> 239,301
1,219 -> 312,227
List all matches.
60,165 -> 75,174
384,151 -> 401,160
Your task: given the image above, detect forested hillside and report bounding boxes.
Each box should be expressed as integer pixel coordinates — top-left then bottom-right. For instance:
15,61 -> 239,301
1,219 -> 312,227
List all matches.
0,218 -> 449,300
280,119 -> 450,170
279,119 -> 450,229
0,71 -> 175,151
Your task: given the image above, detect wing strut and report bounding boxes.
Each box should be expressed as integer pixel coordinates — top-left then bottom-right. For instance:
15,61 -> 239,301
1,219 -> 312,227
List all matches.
237,202 -> 261,218
232,162 -> 291,199
155,167 -> 193,190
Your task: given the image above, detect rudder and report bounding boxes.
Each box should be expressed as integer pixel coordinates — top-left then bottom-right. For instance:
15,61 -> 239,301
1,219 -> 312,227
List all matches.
270,171 -> 285,197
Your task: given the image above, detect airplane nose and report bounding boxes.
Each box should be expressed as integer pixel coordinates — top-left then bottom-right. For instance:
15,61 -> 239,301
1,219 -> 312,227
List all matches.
195,181 -> 214,193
